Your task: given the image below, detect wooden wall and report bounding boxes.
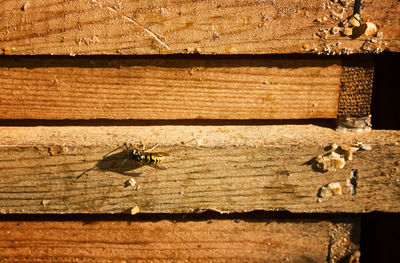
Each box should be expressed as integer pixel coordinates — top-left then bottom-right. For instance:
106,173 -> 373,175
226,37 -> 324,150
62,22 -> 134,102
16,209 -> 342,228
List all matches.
1,0 -> 399,262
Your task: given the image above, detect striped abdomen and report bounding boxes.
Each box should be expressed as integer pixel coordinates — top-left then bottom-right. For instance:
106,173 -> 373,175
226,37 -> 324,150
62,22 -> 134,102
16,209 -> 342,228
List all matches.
145,153 -> 164,165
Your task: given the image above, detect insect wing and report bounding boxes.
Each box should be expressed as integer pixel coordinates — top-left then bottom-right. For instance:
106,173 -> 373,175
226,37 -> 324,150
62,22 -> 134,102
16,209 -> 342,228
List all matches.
153,152 -> 170,156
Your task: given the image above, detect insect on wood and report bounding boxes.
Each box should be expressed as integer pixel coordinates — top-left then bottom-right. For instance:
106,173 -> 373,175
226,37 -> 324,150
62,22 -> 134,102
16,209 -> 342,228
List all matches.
77,143 -> 167,179
119,143 -> 168,170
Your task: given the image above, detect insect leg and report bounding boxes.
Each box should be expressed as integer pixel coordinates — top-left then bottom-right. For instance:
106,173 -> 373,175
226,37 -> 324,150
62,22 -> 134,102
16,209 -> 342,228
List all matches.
76,165 -> 96,179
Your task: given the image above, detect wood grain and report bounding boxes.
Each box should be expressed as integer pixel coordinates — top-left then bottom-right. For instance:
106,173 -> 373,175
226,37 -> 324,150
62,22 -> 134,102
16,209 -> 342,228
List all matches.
0,0 -> 398,55
0,217 -> 359,263
0,57 -> 341,120
0,125 -> 399,214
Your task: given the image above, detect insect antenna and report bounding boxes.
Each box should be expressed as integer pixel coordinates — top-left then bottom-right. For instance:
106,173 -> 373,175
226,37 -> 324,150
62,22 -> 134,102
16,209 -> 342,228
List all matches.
144,143 -> 159,153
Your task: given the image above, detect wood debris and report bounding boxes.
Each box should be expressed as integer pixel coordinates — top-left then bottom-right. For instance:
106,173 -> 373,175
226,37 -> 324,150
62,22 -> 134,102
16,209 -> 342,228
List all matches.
124,178 -> 137,187
316,151 -> 346,172
48,145 -> 68,156
131,206 -> 140,215
21,2 -> 30,11
314,142 -> 370,172
318,182 -> 342,198
41,199 -> 50,206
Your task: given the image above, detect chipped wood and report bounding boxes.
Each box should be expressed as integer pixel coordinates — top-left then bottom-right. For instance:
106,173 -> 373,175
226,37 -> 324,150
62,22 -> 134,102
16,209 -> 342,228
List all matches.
0,125 -> 399,214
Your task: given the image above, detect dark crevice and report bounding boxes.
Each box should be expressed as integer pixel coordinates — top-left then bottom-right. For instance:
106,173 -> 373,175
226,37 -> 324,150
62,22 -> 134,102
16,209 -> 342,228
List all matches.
0,54 -> 342,69
361,213 -> 400,263
0,211 -> 357,223
371,52 -> 400,129
0,118 -> 335,127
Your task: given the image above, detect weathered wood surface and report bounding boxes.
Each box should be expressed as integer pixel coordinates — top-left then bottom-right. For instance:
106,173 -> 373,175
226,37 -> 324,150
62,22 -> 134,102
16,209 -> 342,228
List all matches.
0,217 -> 359,263
0,57 -> 341,120
0,125 -> 399,214
0,0 -> 398,55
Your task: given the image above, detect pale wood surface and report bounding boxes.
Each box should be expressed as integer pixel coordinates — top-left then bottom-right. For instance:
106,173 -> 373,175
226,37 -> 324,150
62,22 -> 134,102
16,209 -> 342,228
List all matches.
0,57 -> 341,120
0,218 -> 359,263
0,125 -> 399,214
0,0 -> 398,55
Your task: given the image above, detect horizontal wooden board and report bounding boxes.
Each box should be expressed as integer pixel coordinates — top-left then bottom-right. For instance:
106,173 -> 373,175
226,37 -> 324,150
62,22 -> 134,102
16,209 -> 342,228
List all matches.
0,57 -> 341,120
0,217 -> 359,263
0,0 -> 398,55
0,125 -> 399,214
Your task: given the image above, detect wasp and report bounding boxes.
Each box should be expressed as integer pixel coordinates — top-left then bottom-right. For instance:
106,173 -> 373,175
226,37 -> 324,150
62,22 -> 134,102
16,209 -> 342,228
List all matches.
76,142 -> 167,179
119,143 -> 167,170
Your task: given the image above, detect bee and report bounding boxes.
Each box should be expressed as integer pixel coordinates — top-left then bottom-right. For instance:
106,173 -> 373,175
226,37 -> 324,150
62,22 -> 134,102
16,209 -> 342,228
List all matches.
119,143 -> 167,170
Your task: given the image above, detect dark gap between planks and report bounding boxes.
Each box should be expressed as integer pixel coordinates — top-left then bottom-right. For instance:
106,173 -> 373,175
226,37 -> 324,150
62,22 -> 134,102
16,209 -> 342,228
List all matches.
0,211 -> 359,223
371,52 -> 400,129
0,54 -> 345,69
0,118 -> 335,128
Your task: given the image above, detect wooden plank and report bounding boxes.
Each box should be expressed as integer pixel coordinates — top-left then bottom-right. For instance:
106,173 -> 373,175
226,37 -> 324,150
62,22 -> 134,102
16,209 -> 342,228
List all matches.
0,125 -> 399,214
0,57 -> 341,120
0,216 -> 359,263
0,0 -> 398,55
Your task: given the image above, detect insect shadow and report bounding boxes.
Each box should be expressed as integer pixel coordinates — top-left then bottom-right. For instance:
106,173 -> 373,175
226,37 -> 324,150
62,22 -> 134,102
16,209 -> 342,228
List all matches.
77,149 -> 144,180
302,157 -> 325,173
